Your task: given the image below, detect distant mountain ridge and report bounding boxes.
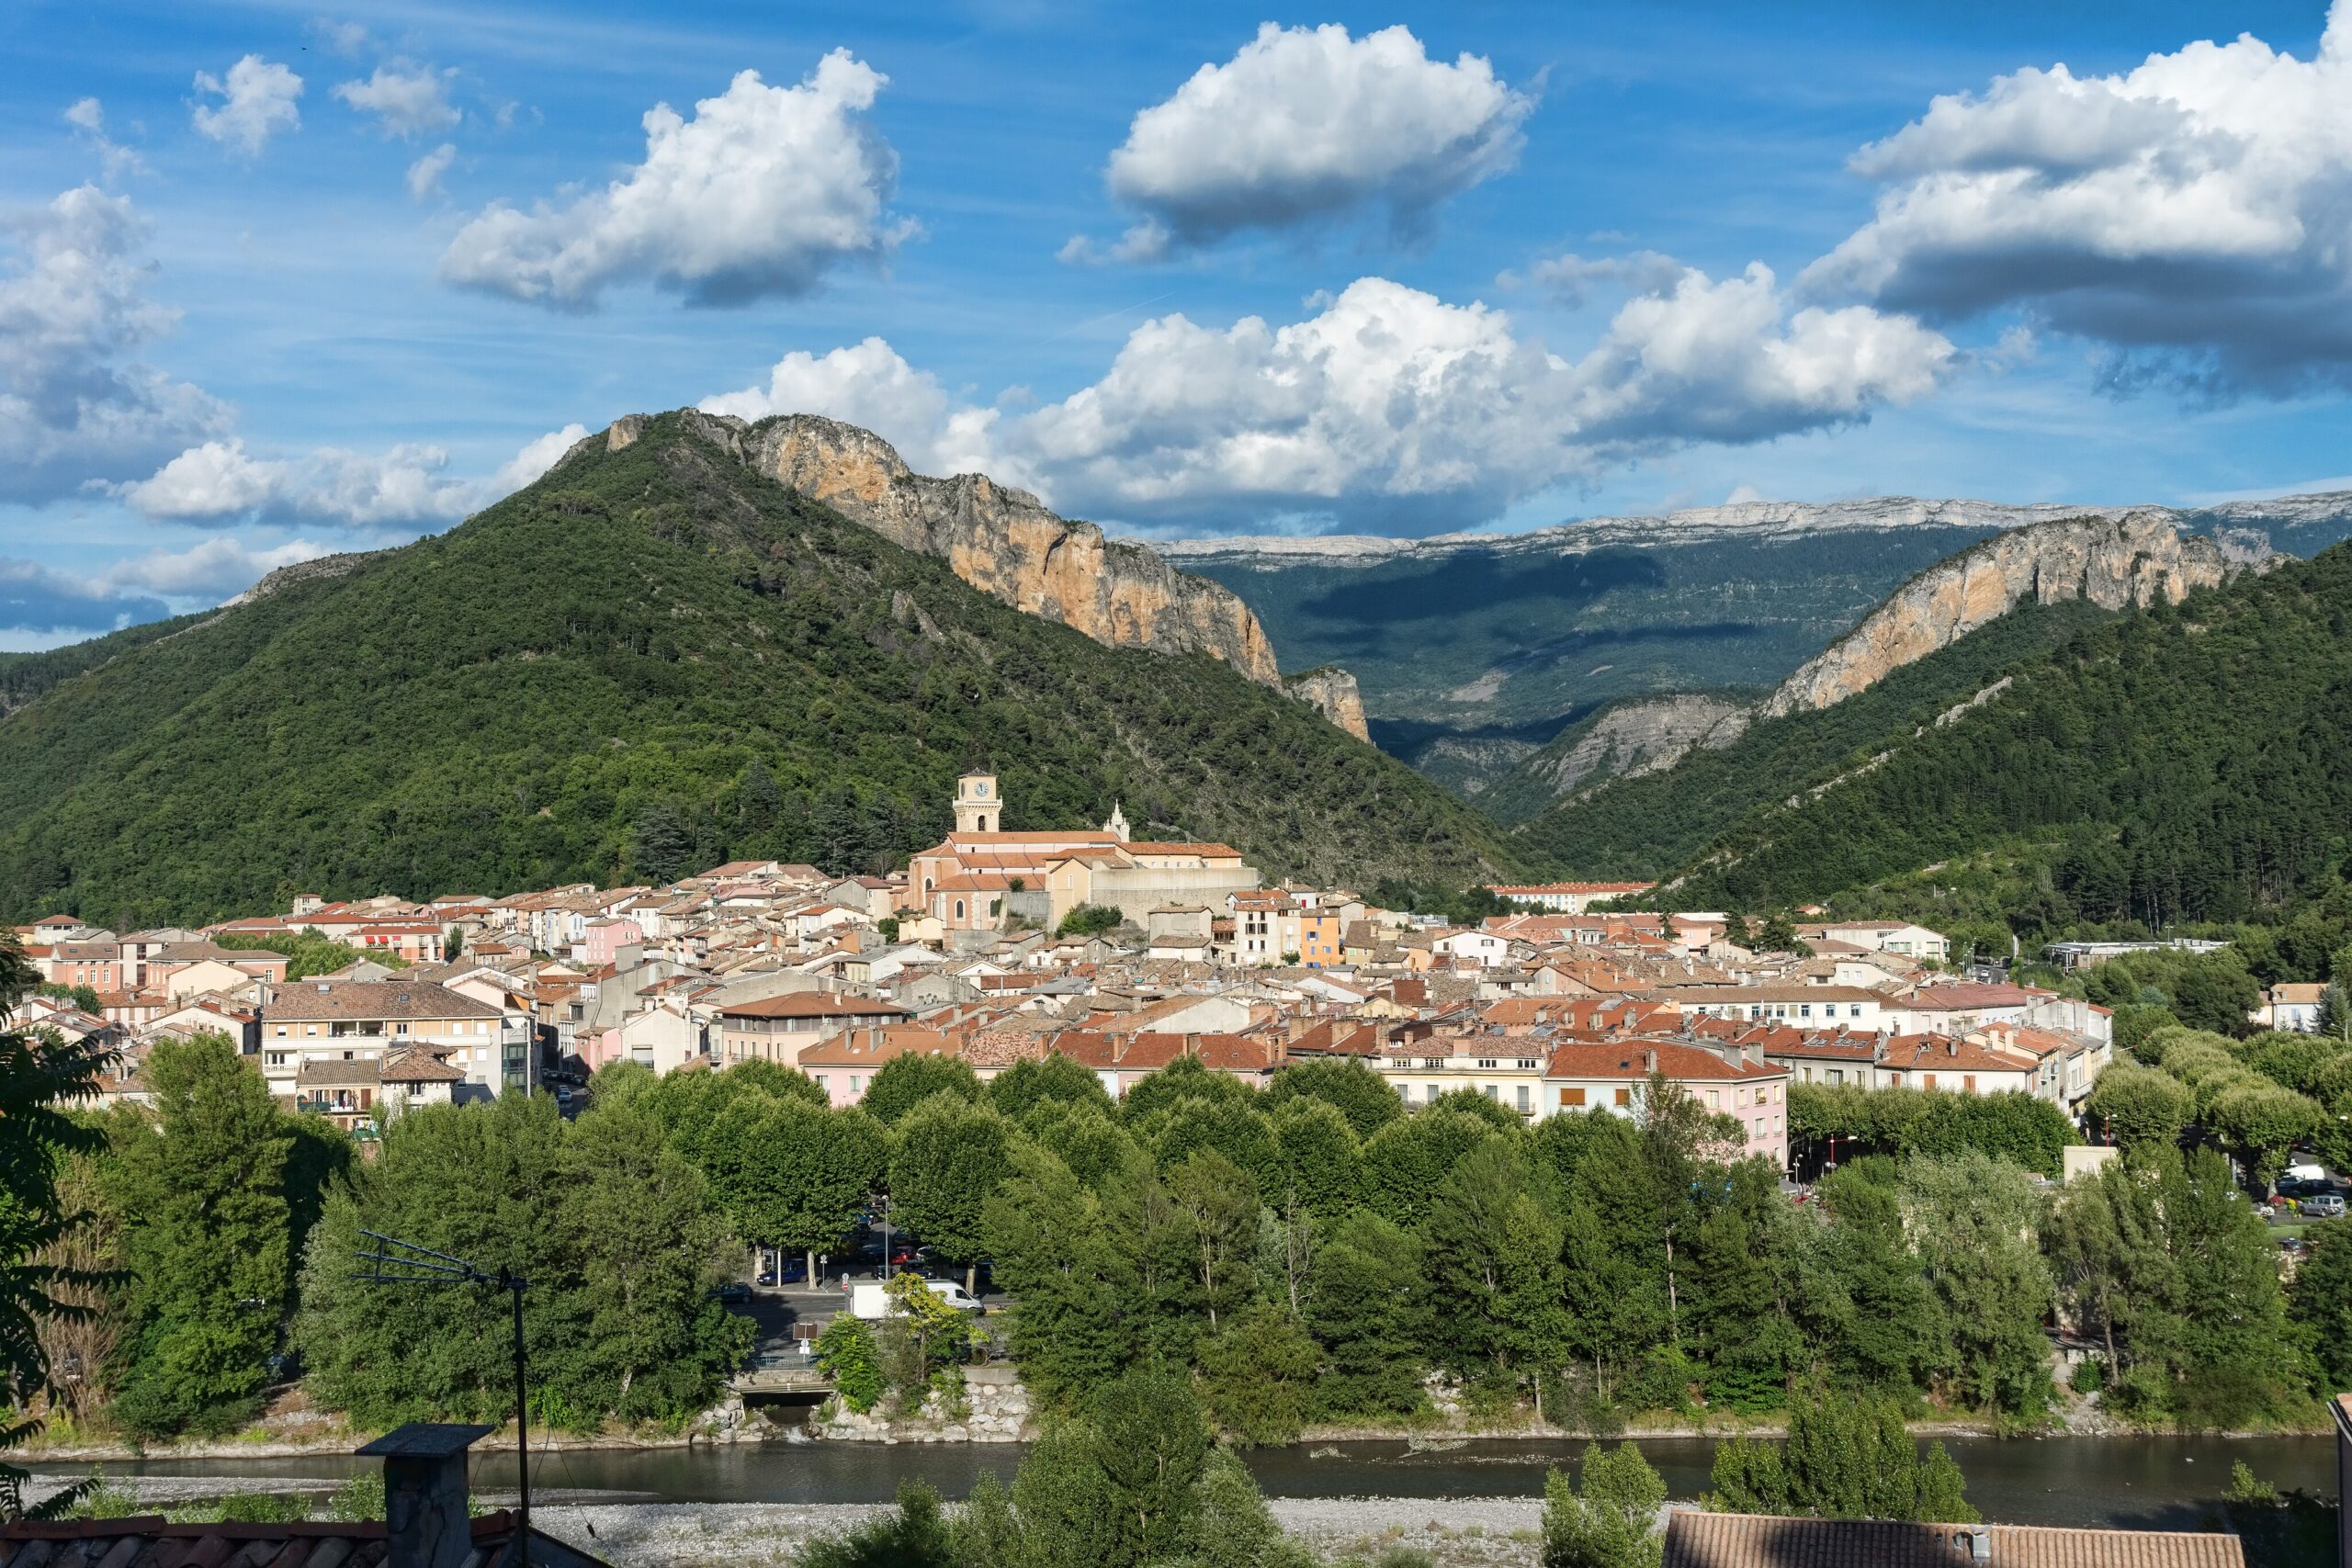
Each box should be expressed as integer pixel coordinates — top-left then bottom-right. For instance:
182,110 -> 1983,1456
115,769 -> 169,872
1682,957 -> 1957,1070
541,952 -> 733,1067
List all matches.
1158,489 -> 2352,791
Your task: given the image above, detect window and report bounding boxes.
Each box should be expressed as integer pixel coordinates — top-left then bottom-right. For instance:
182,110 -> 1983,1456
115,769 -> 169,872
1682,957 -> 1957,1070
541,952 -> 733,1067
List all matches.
955,899 -> 967,920
1559,1087 -> 1586,1107
1963,1075 -> 1976,1092
1482,1084 -> 1499,1100
1613,1087 -> 1631,1107
1849,1005 -> 1863,1018
1515,1085 -> 1531,1111
1706,1089 -> 1720,1109
815,1075 -> 829,1089
1826,1069 -> 1842,1086
1517,1057 -> 1538,1070
1799,1004 -> 1812,1020
1924,1073 -> 1939,1090
1476,1057 -> 1498,1070
850,1076 -> 863,1093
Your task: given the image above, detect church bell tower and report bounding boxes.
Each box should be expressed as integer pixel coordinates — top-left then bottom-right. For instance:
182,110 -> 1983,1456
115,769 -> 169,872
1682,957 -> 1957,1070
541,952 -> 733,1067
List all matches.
956,773 -> 999,834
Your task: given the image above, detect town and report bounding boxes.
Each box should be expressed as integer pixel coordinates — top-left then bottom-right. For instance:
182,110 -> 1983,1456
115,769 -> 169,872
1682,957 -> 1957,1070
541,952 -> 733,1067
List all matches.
13,773 -> 2134,1159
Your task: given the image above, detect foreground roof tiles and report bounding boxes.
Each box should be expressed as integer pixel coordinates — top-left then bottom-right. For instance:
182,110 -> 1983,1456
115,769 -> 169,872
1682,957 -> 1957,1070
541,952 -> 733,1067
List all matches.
1660,1511 -> 2244,1568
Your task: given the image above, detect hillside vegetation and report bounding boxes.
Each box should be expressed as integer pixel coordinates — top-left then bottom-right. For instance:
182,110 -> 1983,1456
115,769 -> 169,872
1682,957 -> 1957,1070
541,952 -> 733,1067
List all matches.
1510,597 -> 2118,878
0,415 -> 1513,926
1657,547 -> 2352,928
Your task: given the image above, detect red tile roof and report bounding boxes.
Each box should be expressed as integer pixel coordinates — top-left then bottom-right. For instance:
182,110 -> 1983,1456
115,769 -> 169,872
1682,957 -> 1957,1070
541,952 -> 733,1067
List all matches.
1660,1510 -> 2244,1568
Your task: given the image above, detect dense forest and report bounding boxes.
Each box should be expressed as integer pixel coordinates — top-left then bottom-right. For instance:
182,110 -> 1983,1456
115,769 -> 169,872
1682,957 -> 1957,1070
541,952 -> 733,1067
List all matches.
1651,547 -> 2352,931
0,414 -> 1514,927
1507,597 -> 2116,874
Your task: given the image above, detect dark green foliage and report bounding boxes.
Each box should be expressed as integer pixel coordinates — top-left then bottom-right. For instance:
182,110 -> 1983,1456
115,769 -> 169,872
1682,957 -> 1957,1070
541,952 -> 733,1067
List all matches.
0,412 -> 1510,926
815,1316 -> 884,1415
888,1094 -> 1014,1287
2288,1221 -> 2352,1394
216,930 -> 402,980
2042,1148 -> 2303,1427
1091,1363 -> 1213,1564
1194,1302 -> 1319,1446
862,1055 -> 981,1125
2217,1461 -> 2340,1568
1123,1054 -> 1251,1120
1262,1056 -> 1403,1137
1512,596 -> 2115,872
1629,549 -> 2352,934
1712,1389 -> 1978,1522
296,1093 -> 748,1429
1055,904 -> 1125,938
985,1054 -> 1113,1120
1541,1442 -> 1667,1568
0,940 -> 114,1519
104,1035 -> 294,1438
1788,1085 -> 2076,1177
797,1479 -> 956,1568
2081,1064 -> 2193,1151
1305,1211 -> 1432,1418
982,1143 -> 1139,1407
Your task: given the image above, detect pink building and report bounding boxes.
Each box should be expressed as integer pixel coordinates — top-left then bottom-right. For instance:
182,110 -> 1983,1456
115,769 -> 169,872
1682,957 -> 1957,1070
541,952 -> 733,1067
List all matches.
1539,1040 -> 1791,1168
797,1026 -> 959,1107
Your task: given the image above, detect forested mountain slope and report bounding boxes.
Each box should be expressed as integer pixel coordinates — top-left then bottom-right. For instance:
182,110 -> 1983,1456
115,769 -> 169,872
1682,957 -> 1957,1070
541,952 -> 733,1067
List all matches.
1655,546 -> 2352,926
0,413 -> 1513,927
1509,598 -> 2118,878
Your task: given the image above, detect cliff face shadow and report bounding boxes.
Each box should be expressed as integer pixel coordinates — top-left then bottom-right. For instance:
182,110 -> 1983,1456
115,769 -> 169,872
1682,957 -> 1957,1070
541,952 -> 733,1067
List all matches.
1296,548 -> 1668,626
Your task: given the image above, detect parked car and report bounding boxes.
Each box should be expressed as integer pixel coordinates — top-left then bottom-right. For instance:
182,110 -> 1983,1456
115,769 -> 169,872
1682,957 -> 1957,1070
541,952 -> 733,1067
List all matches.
714,1282 -> 752,1303
2304,1193 -> 2346,1219
2278,1235 -> 2308,1254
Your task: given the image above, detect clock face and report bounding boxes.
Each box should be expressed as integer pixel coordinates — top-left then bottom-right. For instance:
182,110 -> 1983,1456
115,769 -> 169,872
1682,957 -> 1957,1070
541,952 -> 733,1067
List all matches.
978,784 -> 989,796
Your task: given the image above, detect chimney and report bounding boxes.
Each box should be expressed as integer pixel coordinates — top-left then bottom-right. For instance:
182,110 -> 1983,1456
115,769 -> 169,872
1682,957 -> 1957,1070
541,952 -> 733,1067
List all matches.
1642,1048 -> 1657,1073
1961,1524 -> 1991,1562
358,1422 -> 493,1568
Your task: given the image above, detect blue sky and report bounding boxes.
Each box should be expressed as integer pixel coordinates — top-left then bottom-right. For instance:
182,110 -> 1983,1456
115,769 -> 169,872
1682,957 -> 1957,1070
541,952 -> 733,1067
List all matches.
3,0 -> 2348,644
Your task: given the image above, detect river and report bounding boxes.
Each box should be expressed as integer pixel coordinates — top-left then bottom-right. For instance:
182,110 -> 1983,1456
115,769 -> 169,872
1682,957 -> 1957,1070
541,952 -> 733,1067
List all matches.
40,1433 -> 2335,1533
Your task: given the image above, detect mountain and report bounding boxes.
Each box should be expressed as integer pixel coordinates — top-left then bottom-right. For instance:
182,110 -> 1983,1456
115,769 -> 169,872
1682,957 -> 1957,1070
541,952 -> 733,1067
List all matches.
0,412 -> 1513,927
1483,512 -> 2247,825
1540,539 -> 2352,938
1160,491 -> 2352,789
1504,512 -> 2254,866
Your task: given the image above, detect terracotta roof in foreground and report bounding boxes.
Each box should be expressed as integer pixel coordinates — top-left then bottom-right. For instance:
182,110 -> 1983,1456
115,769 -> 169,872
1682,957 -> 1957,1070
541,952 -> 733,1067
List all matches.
1661,1510 -> 2244,1568
0,1509 -> 574,1568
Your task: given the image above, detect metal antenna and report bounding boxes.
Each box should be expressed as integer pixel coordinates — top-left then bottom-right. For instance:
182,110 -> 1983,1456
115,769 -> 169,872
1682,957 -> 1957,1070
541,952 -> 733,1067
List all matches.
355,1231 -> 533,1562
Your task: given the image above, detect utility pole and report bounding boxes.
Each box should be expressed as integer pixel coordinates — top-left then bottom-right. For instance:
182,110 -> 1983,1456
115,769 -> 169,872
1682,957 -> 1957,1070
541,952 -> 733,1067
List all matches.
357,1231 -> 533,1563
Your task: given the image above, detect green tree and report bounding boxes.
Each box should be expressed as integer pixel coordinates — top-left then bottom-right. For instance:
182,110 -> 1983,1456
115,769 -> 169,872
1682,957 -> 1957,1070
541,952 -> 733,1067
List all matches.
798,1479 -> 956,1568
1754,913 -> 1801,954
987,1053 -> 1114,1119
862,1055 -> 981,1125
2289,1219 -> 2352,1393
1899,1153 -> 2056,1418
1057,903 -> 1124,938
2082,1063 -> 2192,1151
982,1142 -> 1138,1407
1164,1149 -> 1261,1330
1263,1057 -> 1403,1137
729,1099 -> 889,1285
0,939 -> 115,1518
1541,1442 -> 1666,1568
1195,1301 -> 1320,1446
1186,1445 -> 1316,1568
105,1033 -> 295,1438
1360,1110 -> 1496,1229
815,1315 -> 884,1414
627,799 -> 693,885
889,1094 -> 1015,1293
1091,1362 -> 1212,1565
1010,1420 -> 1121,1568
1305,1211 -> 1431,1418
560,1104 -> 751,1420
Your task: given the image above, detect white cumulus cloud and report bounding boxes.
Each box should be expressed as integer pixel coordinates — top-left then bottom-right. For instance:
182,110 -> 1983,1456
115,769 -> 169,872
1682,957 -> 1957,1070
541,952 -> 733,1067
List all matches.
484,423 -> 589,498
98,536 -> 332,599
191,55 -> 304,154
1080,24 -> 1533,258
334,62 -> 461,139
0,186 -> 229,502
1017,273 -> 1948,529
438,53 -> 908,310
710,271 -> 1950,533
64,98 -> 146,182
406,142 -> 457,201
1807,1 -> 2352,392
116,424 -> 596,527
700,339 -> 1009,481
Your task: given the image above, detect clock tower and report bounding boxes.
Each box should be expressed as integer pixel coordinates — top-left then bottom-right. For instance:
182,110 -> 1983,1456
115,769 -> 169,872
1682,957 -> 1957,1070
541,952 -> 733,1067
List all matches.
955,772 -> 999,834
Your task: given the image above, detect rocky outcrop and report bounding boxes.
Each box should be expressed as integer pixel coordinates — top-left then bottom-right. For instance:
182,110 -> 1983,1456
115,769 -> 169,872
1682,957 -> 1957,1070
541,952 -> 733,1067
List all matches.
596,411 -> 1286,690
1757,512 -> 2245,719
1283,667 -> 1371,740
1529,694 -> 1750,798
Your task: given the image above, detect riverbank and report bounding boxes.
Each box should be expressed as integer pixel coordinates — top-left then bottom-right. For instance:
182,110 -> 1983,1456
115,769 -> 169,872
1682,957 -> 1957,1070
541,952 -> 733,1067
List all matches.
526,1497 -> 1549,1568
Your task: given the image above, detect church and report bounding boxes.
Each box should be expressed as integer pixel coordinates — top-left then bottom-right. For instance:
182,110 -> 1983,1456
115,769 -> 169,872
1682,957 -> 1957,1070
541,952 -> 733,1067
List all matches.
909,773 -> 1261,937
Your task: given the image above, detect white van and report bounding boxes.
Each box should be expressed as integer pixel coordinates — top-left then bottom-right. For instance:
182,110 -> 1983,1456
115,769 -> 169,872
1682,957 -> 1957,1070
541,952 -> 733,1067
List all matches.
849,1279 -> 983,1320
2285,1162 -> 2329,1186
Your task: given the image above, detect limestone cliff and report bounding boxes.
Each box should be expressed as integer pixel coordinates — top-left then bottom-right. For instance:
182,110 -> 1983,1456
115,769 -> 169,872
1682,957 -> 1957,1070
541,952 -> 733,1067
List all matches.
1283,667 -> 1371,741
596,411 -> 1284,690
1532,695 -> 1751,798
1758,512 -> 2240,719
